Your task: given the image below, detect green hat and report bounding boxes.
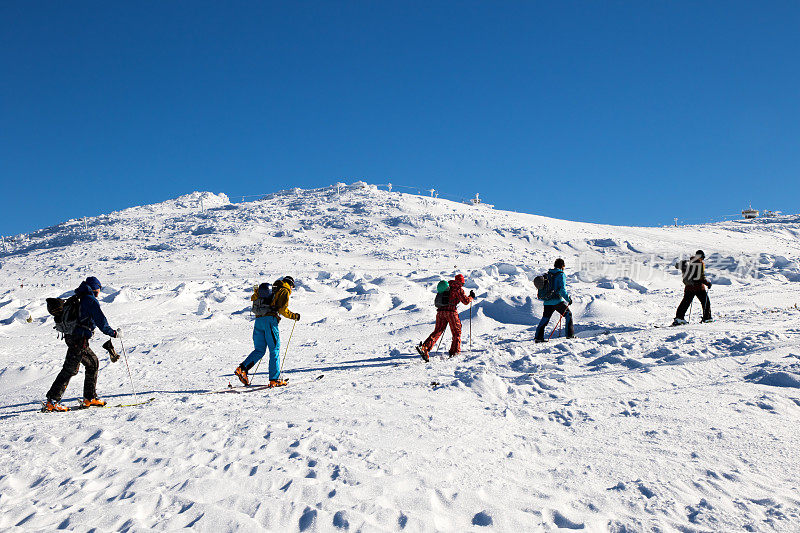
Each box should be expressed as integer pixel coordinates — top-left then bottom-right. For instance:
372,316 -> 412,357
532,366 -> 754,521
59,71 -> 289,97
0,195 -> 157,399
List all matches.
436,280 -> 449,293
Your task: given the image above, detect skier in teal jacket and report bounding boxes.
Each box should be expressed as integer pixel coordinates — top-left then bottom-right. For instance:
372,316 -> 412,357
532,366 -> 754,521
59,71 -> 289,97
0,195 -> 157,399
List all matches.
535,258 -> 575,341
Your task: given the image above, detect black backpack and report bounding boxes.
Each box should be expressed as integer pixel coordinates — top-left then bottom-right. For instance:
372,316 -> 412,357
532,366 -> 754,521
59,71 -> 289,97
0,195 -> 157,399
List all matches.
46,294 -> 82,336
434,291 -> 450,309
677,259 -> 704,285
251,283 -> 275,316
534,272 -> 559,301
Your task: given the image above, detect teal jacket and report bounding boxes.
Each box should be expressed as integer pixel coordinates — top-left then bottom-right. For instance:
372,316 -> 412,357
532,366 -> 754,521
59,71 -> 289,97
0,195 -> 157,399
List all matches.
543,268 -> 570,306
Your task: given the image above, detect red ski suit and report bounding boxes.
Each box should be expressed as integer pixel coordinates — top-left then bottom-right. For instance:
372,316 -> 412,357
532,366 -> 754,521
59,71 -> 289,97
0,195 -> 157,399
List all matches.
422,278 -> 473,355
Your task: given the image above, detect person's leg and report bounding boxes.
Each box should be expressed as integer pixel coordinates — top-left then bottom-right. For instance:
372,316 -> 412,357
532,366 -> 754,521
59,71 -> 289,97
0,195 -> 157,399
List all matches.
82,346 -> 100,400
535,305 -> 556,341
241,317 -> 268,370
696,289 -> 712,320
448,312 -> 463,355
46,338 -> 84,402
422,312 -> 448,351
675,287 -> 694,319
266,316 -> 281,380
556,302 -> 575,338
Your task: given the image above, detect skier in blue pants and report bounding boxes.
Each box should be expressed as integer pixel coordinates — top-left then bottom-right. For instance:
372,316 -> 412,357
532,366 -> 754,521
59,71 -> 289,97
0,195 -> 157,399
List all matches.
235,276 -> 300,387
241,315 -> 282,381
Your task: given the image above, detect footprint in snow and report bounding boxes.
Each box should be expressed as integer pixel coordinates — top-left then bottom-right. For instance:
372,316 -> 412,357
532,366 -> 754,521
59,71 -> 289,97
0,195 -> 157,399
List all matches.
637,484 -> 655,499
332,510 -> 350,530
298,507 -> 317,531
549,408 -> 592,426
552,510 -> 584,529
472,511 -> 493,526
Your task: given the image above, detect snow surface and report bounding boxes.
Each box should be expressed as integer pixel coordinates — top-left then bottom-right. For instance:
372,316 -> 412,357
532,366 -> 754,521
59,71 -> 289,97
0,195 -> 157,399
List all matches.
1,183 -> 800,531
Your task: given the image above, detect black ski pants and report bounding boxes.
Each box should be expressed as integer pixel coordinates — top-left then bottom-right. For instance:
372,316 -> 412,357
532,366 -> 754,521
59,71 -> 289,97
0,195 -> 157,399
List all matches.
535,302 -> 575,341
675,284 -> 711,321
46,335 -> 99,402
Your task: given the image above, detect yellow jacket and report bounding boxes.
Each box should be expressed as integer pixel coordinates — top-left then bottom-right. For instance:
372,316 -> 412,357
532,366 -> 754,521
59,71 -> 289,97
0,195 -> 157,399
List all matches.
251,280 -> 299,320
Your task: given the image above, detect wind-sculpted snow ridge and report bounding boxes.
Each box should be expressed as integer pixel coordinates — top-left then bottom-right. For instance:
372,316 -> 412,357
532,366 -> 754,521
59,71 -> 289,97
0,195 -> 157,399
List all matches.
1,183 -> 800,531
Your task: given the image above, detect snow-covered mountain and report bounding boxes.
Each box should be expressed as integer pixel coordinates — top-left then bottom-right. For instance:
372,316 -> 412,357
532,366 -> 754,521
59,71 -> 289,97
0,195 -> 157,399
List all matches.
1,183 -> 799,531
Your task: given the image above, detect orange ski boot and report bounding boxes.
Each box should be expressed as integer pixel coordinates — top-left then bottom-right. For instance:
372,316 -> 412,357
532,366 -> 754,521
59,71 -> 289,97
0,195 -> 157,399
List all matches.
234,366 -> 250,386
43,400 -> 69,412
267,378 -> 288,388
82,397 -> 107,408
416,343 -> 430,362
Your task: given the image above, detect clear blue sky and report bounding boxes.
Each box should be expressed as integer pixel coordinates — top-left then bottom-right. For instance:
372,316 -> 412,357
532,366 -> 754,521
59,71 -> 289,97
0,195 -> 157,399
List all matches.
2,1 -> 798,235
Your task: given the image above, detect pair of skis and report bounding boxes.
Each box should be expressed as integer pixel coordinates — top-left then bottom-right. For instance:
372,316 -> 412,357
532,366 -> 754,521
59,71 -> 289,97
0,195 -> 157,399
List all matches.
40,397 -> 155,413
202,373 -> 325,395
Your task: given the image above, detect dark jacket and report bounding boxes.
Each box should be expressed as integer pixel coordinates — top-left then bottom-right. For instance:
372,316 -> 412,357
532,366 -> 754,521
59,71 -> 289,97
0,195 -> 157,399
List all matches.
74,281 -> 116,338
678,258 -> 710,290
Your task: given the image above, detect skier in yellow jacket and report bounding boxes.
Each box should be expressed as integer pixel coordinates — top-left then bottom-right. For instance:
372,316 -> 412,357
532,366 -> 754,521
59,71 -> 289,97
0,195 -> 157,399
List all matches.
235,276 -> 300,387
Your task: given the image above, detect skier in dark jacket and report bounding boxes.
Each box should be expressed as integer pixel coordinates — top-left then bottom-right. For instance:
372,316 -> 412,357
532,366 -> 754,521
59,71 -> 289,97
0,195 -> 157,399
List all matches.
535,258 -> 575,342
672,250 -> 713,325
416,274 -> 475,361
44,277 -> 120,412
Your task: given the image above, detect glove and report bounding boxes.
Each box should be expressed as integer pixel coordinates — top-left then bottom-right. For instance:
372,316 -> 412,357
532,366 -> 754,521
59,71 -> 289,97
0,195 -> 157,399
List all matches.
294,314 -> 300,321
102,339 -> 120,363
469,290 -> 476,299
114,328 -> 122,338
704,280 -> 712,288
567,297 -> 573,306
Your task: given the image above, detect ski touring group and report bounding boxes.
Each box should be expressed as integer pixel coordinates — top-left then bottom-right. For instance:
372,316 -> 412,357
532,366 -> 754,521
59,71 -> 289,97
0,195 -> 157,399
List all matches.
40,251 -> 714,412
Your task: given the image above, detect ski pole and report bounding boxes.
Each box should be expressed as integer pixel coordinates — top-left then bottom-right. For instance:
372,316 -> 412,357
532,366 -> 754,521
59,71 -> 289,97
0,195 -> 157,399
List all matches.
688,299 -> 694,324
278,319 -> 297,377
119,337 -> 139,403
251,358 -> 263,386
469,301 -> 472,353
548,313 -> 564,341
435,332 -> 445,354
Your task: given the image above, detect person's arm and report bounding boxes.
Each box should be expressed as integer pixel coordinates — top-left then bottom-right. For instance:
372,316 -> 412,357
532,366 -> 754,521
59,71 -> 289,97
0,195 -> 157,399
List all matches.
456,287 -> 472,305
557,273 -> 571,304
86,296 -> 116,337
273,288 -> 300,320
701,262 -> 712,287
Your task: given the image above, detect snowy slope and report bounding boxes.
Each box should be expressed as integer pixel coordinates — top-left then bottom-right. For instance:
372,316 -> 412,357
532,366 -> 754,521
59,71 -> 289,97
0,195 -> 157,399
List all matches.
1,183 -> 800,532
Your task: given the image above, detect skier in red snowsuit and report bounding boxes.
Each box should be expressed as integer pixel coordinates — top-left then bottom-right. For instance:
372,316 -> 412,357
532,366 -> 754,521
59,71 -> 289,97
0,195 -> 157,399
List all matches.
416,274 -> 475,361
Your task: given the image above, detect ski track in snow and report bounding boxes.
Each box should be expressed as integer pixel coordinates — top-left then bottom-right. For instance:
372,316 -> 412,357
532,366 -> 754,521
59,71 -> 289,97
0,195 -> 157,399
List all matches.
1,185 -> 800,531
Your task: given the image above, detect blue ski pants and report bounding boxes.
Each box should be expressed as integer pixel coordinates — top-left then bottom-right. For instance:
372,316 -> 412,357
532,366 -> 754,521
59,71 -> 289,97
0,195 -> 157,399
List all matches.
241,316 -> 281,380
